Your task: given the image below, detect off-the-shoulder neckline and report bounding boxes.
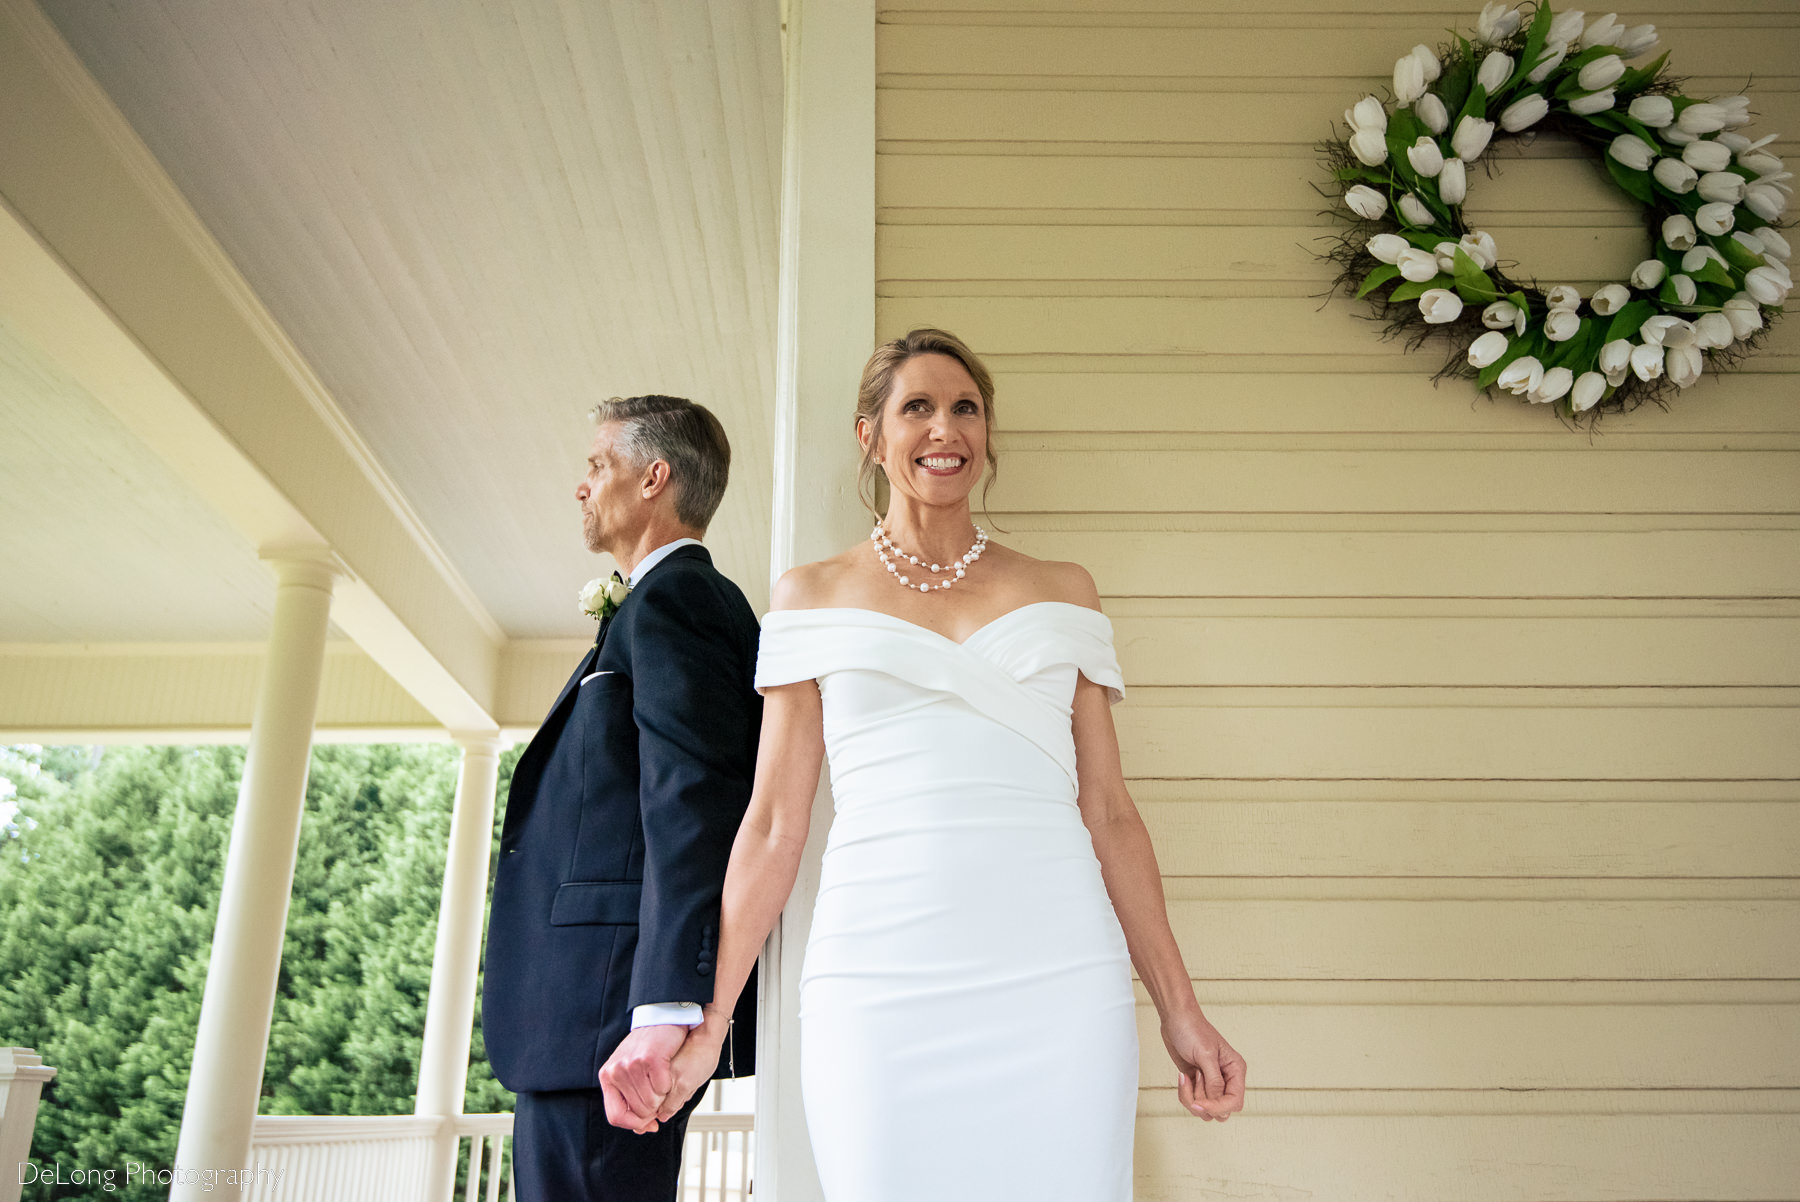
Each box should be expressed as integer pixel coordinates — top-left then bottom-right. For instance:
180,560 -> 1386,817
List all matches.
762,600 -> 1107,649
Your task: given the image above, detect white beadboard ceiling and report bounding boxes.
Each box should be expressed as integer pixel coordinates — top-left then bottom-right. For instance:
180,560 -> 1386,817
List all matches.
37,0 -> 782,638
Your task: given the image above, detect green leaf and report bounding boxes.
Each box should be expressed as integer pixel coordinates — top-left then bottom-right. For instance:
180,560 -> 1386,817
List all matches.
1355,263 -> 1403,299
1614,51 -> 1670,98
1514,5 -> 1554,91
1690,256 -> 1736,289
1388,276 -> 1449,304
1605,154 -> 1656,205
1451,247 -> 1499,301
1457,82 -> 1488,126
1437,57 -> 1473,118
1605,299 -> 1655,343
1717,235 -> 1768,272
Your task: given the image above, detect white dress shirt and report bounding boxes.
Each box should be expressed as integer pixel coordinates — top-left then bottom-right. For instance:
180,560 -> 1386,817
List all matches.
626,536 -> 709,1031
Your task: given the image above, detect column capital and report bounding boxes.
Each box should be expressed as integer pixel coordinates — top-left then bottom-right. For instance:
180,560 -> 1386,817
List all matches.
258,545 -> 347,592
450,732 -> 504,757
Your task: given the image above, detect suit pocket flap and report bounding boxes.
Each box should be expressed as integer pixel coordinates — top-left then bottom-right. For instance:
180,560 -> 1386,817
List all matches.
550,880 -> 641,926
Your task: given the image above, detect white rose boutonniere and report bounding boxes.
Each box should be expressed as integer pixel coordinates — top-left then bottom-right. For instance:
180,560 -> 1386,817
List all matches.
580,571 -> 631,622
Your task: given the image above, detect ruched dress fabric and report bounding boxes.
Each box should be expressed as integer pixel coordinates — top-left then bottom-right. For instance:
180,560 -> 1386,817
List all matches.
754,601 -> 1139,1201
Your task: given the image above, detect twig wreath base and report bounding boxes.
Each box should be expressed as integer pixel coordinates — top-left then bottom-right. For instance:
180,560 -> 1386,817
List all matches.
1320,2 -> 1790,421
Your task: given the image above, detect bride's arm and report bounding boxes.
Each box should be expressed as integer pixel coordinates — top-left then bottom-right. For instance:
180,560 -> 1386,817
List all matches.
652,676 -> 826,1118
1072,676 -> 1247,1120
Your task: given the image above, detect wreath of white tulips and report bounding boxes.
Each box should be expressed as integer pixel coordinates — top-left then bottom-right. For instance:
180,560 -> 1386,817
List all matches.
1323,2 -> 1790,417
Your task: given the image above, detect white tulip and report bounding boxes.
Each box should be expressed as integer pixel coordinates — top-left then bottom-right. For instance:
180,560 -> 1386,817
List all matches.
1628,95 -> 1674,127
1571,371 -> 1606,411
1693,311 -> 1734,350
1723,294 -> 1764,340
1629,341 -> 1665,381
1467,329 -> 1510,367
1617,24 -> 1658,57
1745,183 -> 1788,222
1638,314 -> 1689,347
1717,131 -> 1753,153
1407,136 -> 1445,177
1438,156 -> 1468,203
1660,123 -> 1697,146
1477,51 -> 1515,93
1757,227 -> 1791,261
1694,201 -> 1736,237
1459,230 -> 1499,269
1670,273 -> 1697,304
1528,365 -> 1575,403
1590,283 -> 1630,315
1411,44 -> 1443,83
1697,171 -> 1746,205
1714,95 -> 1752,129
1397,246 -> 1441,282
1419,288 -> 1464,324
1350,128 -> 1389,166
1482,300 -> 1523,330
1682,140 -> 1733,173
1478,2 -> 1523,44
1500,94 -> 1549,132
1366,233 -> 1409,264
1599,338 -> 1633,385
1345,184 -> 1389,220
1394,53 -> 1428,105
1684,245 -> 1726,274
1666,344 -> 1703,388
1609,134 -> 1655,171
1678,102 -> 1729,134
1568,89 -> 1615,116
1347,95 -> 1388,133
1453,115 -> 1496,162
1740,152 -> 1785,177
1578,54 -> 1625,91
1652,158 -> 1697,193
1581,13 -> 1625,50
1527,42 -> 1568,84
1415,93 -> 1450,134
1745,264 -> 1792,305
1550,10 -> 1587,44
1399,192 -> 1435,226
1544,284 -> 1582,311
1497,355 -> 1545,395
1545,308 -> 1583,341
1629,258 -> 1667,290
1661,214 -> 1697,250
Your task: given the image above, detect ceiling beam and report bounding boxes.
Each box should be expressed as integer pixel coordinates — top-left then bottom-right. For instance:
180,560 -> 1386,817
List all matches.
0,0 -> 501,735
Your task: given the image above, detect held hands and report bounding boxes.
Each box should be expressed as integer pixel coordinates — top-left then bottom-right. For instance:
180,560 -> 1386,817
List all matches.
1162,1011 -> 1246,1122
598,1016 -> 727,1133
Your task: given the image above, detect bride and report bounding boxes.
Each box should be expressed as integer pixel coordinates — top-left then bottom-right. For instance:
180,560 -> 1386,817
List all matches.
627,328 -> 1244,1198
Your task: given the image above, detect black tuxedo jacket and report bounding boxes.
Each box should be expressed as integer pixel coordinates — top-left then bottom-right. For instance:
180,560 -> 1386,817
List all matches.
483,545 -> 762,1092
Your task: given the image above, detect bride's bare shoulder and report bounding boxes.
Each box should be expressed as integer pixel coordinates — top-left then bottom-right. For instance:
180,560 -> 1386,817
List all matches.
771,547 -> 866,613
991,543 -> 1103,612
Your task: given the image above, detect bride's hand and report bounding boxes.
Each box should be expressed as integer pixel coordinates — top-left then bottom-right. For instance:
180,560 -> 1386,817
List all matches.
1161,1011 -> 1246,1122
654,1013 -> 728,1123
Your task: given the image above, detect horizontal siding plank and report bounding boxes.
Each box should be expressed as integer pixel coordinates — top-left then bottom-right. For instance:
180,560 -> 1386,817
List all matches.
985,370 -> 1800,432
1132,1114 -> 1800,1200
1137,797 -> 1800,876
879,23 -> 1800,81
1110,615 -> 1800,686
1163,898 -> 1800,978
991,449 -> 1800,514
878,88 -> 1800,150
1132,1003 -> 1800,1089
1117,690 -> 1800,778
877,295 -> 1800,359
999,528 -> 1800,598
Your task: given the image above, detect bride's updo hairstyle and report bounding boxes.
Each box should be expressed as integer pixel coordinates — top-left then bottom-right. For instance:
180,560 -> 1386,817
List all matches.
856,327 -> 998,516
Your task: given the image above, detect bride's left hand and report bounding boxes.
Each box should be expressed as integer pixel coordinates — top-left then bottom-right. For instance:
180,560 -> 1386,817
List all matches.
1161,1011 -> 1246,1122
654,1016 -> 728,1123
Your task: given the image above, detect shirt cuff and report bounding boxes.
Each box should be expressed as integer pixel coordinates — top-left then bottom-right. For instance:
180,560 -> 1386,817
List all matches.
632,1001 -> 704,1029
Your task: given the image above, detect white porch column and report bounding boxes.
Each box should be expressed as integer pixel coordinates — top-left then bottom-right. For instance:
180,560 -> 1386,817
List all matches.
172,553 -> 336,1200
0,1047 -> 57,1202
416,734 -> 503,1202
761,0 -> 874,1197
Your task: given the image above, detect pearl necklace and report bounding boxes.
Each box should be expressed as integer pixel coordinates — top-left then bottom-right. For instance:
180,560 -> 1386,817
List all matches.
871,520 -> 987,593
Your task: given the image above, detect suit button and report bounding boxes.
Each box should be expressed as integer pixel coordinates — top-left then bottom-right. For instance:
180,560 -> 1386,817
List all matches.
697,964 -> 713,976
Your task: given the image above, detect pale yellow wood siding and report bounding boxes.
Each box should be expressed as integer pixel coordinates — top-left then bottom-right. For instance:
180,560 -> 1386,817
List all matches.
876,1 -> 1800,1197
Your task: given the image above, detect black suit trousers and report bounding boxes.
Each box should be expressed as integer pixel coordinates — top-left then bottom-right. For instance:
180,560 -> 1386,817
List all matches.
512,1082 -> 707,1202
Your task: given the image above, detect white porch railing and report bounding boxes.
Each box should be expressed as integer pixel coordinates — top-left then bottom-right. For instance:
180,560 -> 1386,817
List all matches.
245,1094 -> 752,1202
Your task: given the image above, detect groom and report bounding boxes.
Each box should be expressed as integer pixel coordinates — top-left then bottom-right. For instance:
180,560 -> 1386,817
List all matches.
483,394 -> 761,1201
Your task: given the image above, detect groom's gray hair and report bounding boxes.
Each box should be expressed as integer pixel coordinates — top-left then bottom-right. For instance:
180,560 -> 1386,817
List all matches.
589,394 -> 732,531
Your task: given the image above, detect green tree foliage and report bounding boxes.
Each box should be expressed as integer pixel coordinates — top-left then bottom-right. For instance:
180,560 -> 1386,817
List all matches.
0,742 -> 518,1200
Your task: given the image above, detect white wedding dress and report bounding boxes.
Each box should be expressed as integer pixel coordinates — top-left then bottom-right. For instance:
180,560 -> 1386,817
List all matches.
755,601 -> 1139,1201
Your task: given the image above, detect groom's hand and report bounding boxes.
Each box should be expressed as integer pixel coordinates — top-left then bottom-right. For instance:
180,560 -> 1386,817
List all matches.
600,1025 -> 688,1133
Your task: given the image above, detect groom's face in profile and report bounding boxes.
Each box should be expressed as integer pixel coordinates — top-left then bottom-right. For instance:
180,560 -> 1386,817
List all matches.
578,421 -> 645,556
